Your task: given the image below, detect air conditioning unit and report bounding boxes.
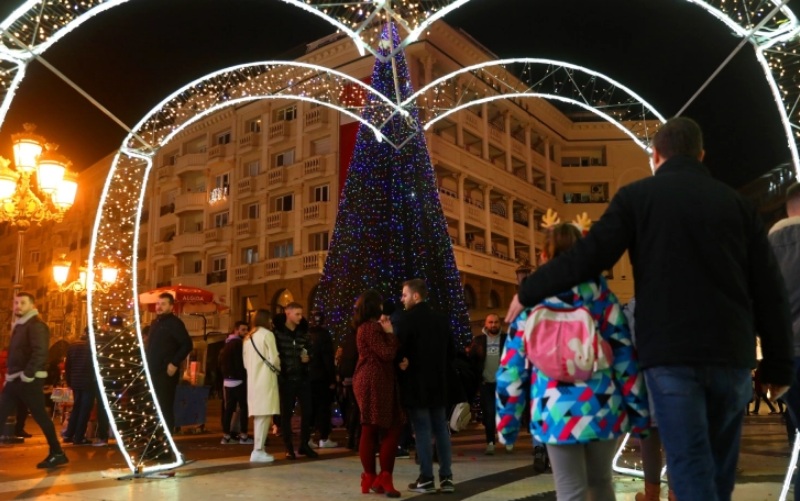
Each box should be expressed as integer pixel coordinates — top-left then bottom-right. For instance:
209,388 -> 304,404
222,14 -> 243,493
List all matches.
591,184 -> 604,194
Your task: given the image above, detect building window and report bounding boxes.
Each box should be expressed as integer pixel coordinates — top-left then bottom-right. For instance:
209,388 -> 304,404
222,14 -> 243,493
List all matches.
211,254 -> 227,271
193,260 -> 203,273
275,105 -> 297,122
164,151 -> 178,166
271,239 -> 294,258
242,246 -> 259,264
29,251 -> 40,264
215,173 -> 229,188
464,285 -> 476,310
213,211 -> 229,228
487,290 -> 501,309
207,254 -> 228,284
310,232 -> 329,251
246,118 -> 261,133
215,130 -> 231,145
273,149 -> 295,167
273,194 -> 293,212
245,160 -> 261,177
311,136 -> 331,155
244,202 -> 259,219
312,184 -> 329,203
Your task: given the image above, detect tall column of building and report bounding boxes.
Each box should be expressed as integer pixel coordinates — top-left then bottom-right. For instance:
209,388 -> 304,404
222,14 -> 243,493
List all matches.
481,103 -> 490,162
456,173 -> 467,246
507,196 -> 515,261
455,80 -> 464,148
524,126 -> 533,183
528,205 -> 536,264
544,135 -> 552,195
482,184 -> 492,255
504,111 -> 512,172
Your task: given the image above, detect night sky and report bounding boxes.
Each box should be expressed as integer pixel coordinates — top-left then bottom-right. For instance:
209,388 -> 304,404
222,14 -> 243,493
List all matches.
1,0 -> 798,187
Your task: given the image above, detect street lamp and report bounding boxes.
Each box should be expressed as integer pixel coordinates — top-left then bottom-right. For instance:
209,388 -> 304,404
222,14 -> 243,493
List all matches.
52,259 -> 118,339
0,123 -> 78,294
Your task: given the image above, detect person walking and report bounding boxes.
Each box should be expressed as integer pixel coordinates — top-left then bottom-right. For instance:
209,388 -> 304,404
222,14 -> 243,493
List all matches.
353,290 -> 404,497
469,313 -> 506,455
307,309 -> 338,449
274,302 -> 318,459
395,278 -> 455,494
63,327 -> 95,445
0,292 -> 68,468
768,181 -> 800,499
219,321 -> 253,445
145,293 -> 193,433
505,117 -> 793,501
242,309 -> 281,463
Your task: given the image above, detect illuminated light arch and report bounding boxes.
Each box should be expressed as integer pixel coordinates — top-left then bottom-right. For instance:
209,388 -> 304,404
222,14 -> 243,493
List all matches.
407,58 -> 667,152
84,61 -> 408,475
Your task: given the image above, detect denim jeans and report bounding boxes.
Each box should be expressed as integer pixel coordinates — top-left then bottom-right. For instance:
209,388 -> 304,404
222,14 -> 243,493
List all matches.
409,406 -> 452,480
63,388 -> 95,441
644,366 -> 752,501
780,357 -> 800,501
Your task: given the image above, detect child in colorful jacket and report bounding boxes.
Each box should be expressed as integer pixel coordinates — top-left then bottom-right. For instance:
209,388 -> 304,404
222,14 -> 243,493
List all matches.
496,222 -> 650,500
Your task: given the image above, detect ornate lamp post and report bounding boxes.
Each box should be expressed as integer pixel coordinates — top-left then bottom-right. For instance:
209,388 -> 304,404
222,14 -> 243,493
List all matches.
52,259 -> 118,337
0,123 -> 77,345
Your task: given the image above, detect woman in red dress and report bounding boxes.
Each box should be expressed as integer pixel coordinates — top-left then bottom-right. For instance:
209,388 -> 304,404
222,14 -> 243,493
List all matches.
353,289 -> 403,498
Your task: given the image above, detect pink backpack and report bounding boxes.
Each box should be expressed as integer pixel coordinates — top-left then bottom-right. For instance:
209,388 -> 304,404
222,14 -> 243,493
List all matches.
523,303 -> 613,383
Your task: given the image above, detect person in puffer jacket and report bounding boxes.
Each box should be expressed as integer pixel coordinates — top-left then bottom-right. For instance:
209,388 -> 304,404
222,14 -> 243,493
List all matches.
496,223 -> 649,501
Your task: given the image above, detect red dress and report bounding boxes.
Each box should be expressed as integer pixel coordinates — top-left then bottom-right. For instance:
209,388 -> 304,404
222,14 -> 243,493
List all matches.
353,321 -> 403,428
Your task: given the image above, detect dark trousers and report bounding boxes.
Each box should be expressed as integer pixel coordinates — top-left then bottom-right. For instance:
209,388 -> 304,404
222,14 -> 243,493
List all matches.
0,379 -> 62,454
151,373 -> 179,432
13,401 -> 28,434
222,384 -> 248,436
309,381 -> 332,440
781,357 -> 800,501
280,378 -> 312,450
343,384 -> 361,449
63,388 -> 95,441
480,382 -> 497,444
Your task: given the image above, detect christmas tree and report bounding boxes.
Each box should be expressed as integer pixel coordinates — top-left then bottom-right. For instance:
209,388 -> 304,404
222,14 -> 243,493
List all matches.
316,23 -> 471,347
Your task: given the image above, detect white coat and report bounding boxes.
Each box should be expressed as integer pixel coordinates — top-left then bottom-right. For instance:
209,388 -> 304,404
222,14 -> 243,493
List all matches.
242,327 -> 281,416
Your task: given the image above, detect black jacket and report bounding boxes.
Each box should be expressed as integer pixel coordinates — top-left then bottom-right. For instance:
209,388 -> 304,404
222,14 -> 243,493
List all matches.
220,335 -> 246,381
65,339 -> 94,390
7,314 -> 49,379
395,302 -> 455,408
145,313 -> 193,376
274,323 -> 310,382
518,156 -> 793,385
308,325 -> 335,384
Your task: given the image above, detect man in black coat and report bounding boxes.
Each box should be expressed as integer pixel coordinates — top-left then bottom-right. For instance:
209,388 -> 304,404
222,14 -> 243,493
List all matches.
395,279 -> 455,494
468,314 -> 506,455
219,321 -> 251,444
145,293 -> 193,433
505,117 -> 793,501
63,327 -> 95,445
307,309 -> 337,449
0,292 -> 68,468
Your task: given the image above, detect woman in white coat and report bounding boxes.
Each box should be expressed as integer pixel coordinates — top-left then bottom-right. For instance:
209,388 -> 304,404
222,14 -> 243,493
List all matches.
242,309 -> 281,463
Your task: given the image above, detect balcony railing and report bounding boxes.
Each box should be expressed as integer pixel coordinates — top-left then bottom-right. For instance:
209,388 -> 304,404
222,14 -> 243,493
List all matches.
237,177 -> 253,196
206,270 -> 228,285
303,156 -> 328,177
233,264 -> 253,283
236,220 -> 258,238
174,153 -> 206,175
305,107 -> 328,129
267,168 -> 287,187
238,132 -> 259,150
207,144 -> 227,159
174,192 -> 207,213
266,212 -> 289,233
303,202 -> 329,225
268,122 -> 288,142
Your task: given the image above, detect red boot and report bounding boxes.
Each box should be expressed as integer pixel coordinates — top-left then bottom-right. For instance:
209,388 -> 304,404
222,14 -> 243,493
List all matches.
361,472 -> 377,494
372,471 -> 401,498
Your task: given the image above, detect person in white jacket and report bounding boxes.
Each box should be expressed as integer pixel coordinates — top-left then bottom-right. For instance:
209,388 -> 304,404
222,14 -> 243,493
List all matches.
243,309 -> 282,463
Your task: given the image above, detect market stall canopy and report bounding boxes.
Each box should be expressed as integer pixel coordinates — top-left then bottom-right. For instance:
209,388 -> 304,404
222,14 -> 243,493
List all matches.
139,285 -> 227,314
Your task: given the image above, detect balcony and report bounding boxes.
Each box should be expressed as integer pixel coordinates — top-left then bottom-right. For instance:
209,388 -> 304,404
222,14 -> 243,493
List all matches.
303,202 -> 331,226
263,259 -> 284,277
490,214 -> 509,235
266,212 -> 289,234
159,203 -> 175,216
462,111 -> 481,132
267,168 -> 287,187
206,270 -> 228,285
233,264 -> 254,284
303,155 -> 330,178
172,273 -> 206,288
465,203 -> 484,225
438,189 -> 458,216
205,226 -> 232,246
304,107 -> 328,130
268,121 -> 289,143
237,177 -> 254,196
153,241 -> 171,257
207,144 -> 228,160
302,251 -> 327,273
238,132 -> 260,151
174,153 -> 206,176
172,232 -> 204,252
174,192 -> 207,214
157,165 -> 174,181
451,245 -> 519,284
236,219 -> 258,238
489,126 -> 504,145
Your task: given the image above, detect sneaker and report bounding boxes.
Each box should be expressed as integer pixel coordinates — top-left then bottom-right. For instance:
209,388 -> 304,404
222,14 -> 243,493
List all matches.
37,452 -> 68,469
92,439 -> 109,447
440,476 -> 455,493
298,444 -> 319,458
16,430 -> 32,438
533,446 -> 547,473
408,476 -> 435,493
395,447 -> 410,459
485,442 -> 495,455
61,436 -> 73,444
319,438 -> 338,448
505,444 -> 515,454
221,435 -> 236,445
238,435 -> 254,445
307,439 -> 319,449
250,450 -> 275,463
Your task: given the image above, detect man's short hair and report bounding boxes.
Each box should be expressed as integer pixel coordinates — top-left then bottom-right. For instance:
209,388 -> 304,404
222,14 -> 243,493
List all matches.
158,292 -> 174,305
234,320 -> 248,329
786,182 -> 800,206
15,292 -> 35,303
652,117 -> 704,160
285,302 -> 303,311
403,278 -> 428,301
484,313 -> 500,323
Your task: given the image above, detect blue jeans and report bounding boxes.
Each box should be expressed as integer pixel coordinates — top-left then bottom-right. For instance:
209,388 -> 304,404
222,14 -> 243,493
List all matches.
63,388 -> 95,441
409,406 -> 452,480
780,357 -> 800,501
645,366 -> 751,501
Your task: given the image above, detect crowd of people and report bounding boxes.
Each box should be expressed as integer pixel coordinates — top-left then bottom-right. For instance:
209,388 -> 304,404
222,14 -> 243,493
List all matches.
0,117 -> 798,501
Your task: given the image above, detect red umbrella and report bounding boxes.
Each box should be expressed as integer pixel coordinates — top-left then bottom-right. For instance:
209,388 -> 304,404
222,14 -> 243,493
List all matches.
139,285 -> 217,314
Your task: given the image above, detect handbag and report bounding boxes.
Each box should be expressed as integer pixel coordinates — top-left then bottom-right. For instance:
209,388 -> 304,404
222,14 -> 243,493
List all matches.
250,335 -> 280,374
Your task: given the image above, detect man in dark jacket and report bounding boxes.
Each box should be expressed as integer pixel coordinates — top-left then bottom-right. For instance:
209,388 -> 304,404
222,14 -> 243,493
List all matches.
274,302 -> 318,459
506,117 -> 793,501
219,321 -> 252,444
145,293 -> 193,433
468,314 -> 506,455
769,182 -> 800,499
396,279 -> 455,494
0,292 -> 68,468
307,309 -> 337,449
63,327 -> 95,445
